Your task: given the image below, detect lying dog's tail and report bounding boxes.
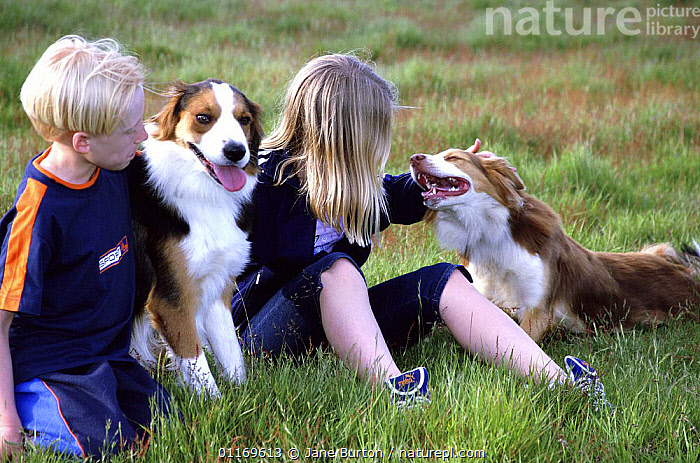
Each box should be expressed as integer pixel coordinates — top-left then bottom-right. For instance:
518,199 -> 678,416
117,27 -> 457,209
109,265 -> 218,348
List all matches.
679,239 -> 700,276
641,240 -> 700,277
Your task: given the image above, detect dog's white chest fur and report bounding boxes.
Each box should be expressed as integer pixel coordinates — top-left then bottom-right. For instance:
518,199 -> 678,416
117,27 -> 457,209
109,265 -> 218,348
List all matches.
142,141 -> 254,280
433,192 -> 548,311
176,190 -> 250,280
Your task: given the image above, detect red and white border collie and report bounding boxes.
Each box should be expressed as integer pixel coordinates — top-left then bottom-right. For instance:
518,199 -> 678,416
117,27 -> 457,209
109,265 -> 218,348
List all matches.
128,79 -> 263,395
410,146 -> 700,342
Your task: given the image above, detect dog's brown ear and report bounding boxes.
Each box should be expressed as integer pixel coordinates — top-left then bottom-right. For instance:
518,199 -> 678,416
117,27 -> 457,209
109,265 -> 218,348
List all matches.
483,157 -> 526,208
491,157 -> 526,191
149,81 -> 188,141
246,100 -> 264,155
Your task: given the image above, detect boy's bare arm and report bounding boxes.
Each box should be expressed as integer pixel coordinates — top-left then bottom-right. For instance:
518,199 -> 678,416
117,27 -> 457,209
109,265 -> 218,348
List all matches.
0,310 -> 22,458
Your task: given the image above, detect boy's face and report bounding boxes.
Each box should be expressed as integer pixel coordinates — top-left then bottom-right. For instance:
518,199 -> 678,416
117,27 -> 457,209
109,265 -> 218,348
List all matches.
86,87 -> 147,171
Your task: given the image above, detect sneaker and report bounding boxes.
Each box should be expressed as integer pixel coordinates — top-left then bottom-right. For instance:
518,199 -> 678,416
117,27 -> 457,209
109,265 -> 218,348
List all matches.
564,356 -> 611,411
385,367 -> 431,408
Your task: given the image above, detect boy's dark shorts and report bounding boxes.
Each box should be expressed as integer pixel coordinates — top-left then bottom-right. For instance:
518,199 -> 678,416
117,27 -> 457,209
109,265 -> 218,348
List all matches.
15,360 -> 171,459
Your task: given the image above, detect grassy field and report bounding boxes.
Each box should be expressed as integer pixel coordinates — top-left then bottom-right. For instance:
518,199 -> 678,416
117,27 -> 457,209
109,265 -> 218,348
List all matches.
1,0 -> 698,461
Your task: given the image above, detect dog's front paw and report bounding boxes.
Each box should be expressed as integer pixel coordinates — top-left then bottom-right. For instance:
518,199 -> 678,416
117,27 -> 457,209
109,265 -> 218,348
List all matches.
180,353 -> 222,398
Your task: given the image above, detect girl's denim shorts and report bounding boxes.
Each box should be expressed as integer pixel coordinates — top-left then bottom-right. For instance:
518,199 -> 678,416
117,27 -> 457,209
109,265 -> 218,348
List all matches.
239,252 -> 471,358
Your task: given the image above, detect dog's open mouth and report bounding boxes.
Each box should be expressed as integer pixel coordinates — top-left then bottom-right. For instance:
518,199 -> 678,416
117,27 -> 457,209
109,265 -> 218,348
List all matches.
188,143 -> 247,192
414,171 -> 470,200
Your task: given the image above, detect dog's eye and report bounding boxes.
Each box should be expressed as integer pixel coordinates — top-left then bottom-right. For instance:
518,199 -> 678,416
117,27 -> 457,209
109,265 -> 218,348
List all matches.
196,114 -> 212,124
238,116 -> 251,126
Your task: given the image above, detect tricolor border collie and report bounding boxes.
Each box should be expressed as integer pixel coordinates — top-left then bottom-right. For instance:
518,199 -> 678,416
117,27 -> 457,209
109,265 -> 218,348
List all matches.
128,79 -> 263,395
410,144 -> 700,342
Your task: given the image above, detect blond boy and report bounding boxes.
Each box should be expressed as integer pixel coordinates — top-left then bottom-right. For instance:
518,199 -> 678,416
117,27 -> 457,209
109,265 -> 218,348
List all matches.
0,35 -> 169,459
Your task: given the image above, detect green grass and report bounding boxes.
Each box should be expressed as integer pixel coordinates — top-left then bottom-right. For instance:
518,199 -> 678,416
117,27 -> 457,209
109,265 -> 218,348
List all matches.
2,0 -> 699,461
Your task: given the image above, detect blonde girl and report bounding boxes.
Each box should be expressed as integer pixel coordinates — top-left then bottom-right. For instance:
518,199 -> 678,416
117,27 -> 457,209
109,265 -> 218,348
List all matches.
232,54 -> 607,407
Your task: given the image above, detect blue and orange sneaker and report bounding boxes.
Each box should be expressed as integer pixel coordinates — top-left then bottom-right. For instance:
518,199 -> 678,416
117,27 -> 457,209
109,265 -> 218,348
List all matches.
385,367 -> 431,408
564,356 -> 611,411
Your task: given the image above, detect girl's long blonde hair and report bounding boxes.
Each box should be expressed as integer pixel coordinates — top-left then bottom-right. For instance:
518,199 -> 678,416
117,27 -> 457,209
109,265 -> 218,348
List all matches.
262,53 -> 397,247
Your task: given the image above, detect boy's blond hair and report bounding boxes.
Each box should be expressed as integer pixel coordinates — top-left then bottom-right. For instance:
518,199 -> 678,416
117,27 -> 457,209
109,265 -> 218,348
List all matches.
262,53 -> 397,247
20,35 -> 145,141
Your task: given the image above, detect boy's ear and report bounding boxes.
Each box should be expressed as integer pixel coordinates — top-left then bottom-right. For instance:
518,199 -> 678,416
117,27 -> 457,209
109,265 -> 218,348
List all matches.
72,132 -> 91,154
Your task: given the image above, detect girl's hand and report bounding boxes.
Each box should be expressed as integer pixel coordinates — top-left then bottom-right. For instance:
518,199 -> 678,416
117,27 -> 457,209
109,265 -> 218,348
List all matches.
466,139 -> 496,158
466,138 -> 481,153
466,138 -> 515,171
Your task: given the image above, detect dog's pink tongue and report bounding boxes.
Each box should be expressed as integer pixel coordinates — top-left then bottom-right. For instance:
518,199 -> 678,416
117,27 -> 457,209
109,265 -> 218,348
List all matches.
213,164 -> 247,192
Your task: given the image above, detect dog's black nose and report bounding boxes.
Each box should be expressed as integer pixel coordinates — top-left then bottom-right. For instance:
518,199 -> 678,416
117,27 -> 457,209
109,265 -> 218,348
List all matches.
410,154 -> 425,166
223,141 -> 247,162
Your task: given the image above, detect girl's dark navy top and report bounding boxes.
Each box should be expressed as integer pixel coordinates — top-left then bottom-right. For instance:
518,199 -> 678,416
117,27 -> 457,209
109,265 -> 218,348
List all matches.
232,149 -> 427,325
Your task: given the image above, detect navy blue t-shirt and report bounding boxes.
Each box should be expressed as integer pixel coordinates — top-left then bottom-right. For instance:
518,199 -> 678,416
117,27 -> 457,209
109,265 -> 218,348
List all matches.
0,149 -> 136,384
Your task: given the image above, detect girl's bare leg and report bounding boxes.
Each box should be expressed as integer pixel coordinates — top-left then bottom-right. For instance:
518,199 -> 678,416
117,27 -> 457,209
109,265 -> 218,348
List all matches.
439,270 -> 567,385
319,258 -> 401,382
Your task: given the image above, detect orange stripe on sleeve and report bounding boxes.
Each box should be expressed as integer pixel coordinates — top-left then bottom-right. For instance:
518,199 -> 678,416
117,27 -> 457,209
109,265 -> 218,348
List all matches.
0,178 -> 48,312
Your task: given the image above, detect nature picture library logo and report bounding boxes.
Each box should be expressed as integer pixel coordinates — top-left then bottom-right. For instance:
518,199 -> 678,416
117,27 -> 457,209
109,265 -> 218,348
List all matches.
486,2 -> 700,39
